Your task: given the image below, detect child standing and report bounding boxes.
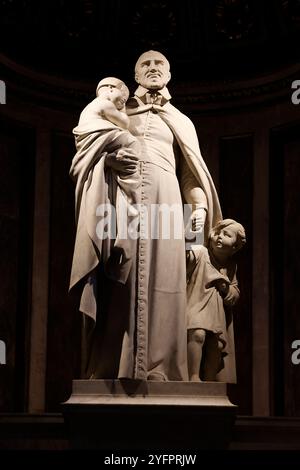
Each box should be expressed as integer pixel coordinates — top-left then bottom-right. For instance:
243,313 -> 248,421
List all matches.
187,219 -> 246,383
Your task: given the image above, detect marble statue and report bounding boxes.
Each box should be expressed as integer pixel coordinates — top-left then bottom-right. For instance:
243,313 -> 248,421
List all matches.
72,76 -> 141,216
69,50 -> 222,381
186,219 -> 246,383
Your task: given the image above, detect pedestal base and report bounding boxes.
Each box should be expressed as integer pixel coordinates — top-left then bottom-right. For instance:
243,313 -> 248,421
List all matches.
62,380 -> 237,449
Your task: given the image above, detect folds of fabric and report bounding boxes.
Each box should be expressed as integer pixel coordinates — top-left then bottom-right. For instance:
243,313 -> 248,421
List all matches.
186,246 -> 237,383
70,121 -> 140,320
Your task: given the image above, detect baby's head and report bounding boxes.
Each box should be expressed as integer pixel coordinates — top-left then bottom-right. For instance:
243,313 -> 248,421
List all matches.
209,219 -> 246,259
96,77 -> 129,110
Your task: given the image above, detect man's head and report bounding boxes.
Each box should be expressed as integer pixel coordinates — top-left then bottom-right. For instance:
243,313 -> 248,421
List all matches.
134,50 -> 171,90
209,219 -> 246,259
96,77 -> 129,110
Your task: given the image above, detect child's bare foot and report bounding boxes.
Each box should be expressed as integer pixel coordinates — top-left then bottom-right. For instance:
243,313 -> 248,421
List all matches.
190,374 -> 202,382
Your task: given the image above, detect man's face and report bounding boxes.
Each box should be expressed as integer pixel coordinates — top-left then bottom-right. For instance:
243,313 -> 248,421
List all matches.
135,52 -> 171,90
210,226 -> 237,258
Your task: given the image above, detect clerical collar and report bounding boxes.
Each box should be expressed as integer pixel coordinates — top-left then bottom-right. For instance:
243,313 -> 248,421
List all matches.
134,85 -> 171,101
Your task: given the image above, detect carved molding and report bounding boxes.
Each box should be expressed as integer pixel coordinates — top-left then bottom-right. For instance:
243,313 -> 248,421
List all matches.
215,0 -> 256,42
132,2 -> 177,48
0,52 -> 299,113
0,0 -> 299,79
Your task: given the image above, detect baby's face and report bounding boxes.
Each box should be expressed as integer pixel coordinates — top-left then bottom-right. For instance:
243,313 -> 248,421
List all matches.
210,226 -> 237,258
107,86 -> 127,110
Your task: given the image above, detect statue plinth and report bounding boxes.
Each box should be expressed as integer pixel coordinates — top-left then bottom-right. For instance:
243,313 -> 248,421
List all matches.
62,379 -> 237,449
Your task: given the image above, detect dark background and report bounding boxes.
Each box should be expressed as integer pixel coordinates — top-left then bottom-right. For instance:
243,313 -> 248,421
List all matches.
0,0 -> 300,421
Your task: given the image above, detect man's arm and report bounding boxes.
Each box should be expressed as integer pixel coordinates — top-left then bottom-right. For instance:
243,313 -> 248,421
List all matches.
180,157 -> 208,232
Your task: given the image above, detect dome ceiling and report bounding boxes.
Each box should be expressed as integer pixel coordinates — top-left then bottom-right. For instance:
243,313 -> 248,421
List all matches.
0,0 -> 299,82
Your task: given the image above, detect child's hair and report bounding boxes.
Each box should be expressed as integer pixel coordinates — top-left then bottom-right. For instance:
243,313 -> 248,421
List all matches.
209,219 -> 246,252
96,77 -> 129,101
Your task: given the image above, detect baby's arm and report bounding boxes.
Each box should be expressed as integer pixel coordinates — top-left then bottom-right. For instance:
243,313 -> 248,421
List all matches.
97,98 -> 129,129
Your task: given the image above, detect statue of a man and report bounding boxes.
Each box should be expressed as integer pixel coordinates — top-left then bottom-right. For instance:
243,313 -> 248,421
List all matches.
69,50 -> 222,381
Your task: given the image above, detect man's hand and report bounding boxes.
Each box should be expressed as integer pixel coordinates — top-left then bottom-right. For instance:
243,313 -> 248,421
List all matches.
105,148 -> 139,174
191,207 -> 207,232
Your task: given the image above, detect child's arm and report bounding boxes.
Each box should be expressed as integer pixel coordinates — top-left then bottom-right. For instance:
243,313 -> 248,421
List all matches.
216,279 -> 230,296
214,279 -> 239,306
215,262 -> 240,307
98,98 -> 129,129
223,279 -> 240,307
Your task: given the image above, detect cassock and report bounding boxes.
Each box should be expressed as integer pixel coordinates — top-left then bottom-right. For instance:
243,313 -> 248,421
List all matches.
69,85 -> 222,381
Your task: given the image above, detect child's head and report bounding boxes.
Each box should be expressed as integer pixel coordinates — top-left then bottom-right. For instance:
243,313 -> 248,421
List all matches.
209,219 -> 246,259
96,77 -> 129,110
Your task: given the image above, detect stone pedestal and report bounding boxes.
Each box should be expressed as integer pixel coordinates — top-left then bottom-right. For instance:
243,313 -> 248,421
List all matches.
62,380 -> 237,450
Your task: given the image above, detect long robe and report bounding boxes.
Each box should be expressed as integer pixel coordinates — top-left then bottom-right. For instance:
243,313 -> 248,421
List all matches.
70,98 -> 222,381
70,119 -> 140,315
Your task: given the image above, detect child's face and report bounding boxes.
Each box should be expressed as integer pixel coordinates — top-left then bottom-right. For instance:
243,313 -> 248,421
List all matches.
210,226 -> 237,258
107,86 -> 127,110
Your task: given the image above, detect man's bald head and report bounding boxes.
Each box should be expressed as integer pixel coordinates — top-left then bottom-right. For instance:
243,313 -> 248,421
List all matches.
134,50 -> 171,90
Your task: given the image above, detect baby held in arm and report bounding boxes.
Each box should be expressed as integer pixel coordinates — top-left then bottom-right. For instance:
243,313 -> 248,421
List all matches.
76,77 -> 141,222
72,77 -> 143,279
77,76 -> 141,182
